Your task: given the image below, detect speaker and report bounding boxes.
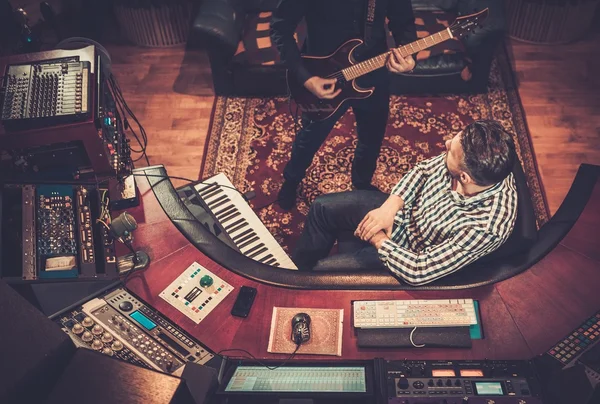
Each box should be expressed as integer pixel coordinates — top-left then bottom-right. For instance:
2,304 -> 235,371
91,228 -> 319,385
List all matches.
0,279 -> 76,404
44,349 -> 196,404
180,362 -> 219,404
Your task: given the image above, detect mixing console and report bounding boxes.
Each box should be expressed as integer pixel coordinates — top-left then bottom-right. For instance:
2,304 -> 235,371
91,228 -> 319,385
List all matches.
1,59 -> 90,127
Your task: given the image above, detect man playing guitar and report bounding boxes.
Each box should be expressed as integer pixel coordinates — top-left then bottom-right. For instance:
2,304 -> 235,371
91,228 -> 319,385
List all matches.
271,0 -> 417,210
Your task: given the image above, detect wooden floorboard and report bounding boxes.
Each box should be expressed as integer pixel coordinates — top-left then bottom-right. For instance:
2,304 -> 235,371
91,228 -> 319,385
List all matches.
106,33 -> 600,216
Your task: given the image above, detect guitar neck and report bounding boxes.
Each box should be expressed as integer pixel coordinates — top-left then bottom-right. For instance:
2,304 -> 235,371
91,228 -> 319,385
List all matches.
341,28 -> 453,81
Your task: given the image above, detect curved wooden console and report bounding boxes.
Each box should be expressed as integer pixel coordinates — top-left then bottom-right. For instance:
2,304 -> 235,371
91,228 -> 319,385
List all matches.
124,164 -> 600,360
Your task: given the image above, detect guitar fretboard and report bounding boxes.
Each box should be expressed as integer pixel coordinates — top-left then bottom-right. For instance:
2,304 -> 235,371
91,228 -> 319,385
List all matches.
341,28 -> 453,81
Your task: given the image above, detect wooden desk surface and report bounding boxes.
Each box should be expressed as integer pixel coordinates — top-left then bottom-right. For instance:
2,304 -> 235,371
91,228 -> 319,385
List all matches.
124,176 -> 600,361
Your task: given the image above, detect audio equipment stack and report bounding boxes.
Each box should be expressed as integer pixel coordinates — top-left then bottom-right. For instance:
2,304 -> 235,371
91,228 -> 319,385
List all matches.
51,287 -> 219,376
0,182 -> 117,282
0,45 -> 132,181
384,359 -> 542,403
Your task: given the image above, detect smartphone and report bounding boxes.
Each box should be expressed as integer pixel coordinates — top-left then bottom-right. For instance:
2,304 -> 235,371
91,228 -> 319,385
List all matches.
231,286 -> 257,318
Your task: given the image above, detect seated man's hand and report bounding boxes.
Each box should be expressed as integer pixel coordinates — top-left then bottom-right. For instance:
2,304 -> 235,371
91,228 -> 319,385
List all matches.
386,49 -> 415,74
368,230 -> 389,250
355,205 -> 396,241
303,76 -> 342,99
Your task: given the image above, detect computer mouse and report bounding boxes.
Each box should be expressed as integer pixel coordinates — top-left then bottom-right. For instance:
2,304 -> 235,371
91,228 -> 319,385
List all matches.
291,313 -> 311,345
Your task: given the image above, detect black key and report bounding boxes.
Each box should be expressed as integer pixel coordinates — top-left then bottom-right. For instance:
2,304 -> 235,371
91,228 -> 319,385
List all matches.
235,230 -> 256,245
264,257 -> 278,266
225,218 -> 246,232
245,243 -> 265,257
207,194 -> 228,209
238,235 -> 259,250
227,219 -> 248,234
221,210 -> 241,224
202,186 -> 223,200
248,246 -> 268,259
272,262 -> 280,267
215,205 -> 236,219
213,200 -> 234,215
233,228 -> 253,243
257,253 -> 274,263
197,182 -> 218,194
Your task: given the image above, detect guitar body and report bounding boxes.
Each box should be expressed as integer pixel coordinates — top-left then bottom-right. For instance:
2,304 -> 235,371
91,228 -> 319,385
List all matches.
287,39 -> 373,122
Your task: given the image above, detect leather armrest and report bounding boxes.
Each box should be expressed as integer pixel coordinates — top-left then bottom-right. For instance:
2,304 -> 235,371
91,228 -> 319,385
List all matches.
192,0 -> 246,56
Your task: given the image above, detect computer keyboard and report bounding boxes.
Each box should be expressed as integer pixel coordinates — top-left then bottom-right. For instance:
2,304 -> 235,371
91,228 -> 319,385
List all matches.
353,299 -> 477,328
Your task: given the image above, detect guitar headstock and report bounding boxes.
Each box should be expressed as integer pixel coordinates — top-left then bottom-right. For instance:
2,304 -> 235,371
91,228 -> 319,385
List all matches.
449,8 -> 489,39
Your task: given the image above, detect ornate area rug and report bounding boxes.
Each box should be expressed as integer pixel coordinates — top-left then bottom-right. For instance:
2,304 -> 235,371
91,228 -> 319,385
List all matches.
201,50 -> 549,256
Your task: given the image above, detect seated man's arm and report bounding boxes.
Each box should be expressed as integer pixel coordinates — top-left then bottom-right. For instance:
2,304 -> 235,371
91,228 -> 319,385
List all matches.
357,155 -> 445,240
375,227 -> 505,286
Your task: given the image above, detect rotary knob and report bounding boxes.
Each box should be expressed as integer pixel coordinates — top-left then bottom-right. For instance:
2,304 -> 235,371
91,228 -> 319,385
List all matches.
101,333 -> 114,343
82,317 -> 94,327
81,331 -> 93,342
91,339 -> 103,350
102,348 -> 114,356
119,301 -> 133,312
111,340 -> 124,351
397,377 -> 409,390
92,325 -> 103,335
72,323 -> 84,334
200,275 -> 213,288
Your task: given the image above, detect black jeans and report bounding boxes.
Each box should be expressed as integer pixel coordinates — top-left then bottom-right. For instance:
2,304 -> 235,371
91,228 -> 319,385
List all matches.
292,190 -> 390,271
283,85 -> 389,187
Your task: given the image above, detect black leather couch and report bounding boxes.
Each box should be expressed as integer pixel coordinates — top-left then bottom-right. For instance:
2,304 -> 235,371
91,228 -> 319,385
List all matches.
135,163 -> 600,291
190,0 -> 506,96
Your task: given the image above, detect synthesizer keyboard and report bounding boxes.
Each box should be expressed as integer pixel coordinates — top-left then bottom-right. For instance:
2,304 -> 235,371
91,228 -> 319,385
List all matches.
190,173 -> 297,270
353,299 -> 478,328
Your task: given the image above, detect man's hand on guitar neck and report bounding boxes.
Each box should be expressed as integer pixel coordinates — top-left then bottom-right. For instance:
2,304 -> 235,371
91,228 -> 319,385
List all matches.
303,76 -> 342,100
386,48 -> 415,74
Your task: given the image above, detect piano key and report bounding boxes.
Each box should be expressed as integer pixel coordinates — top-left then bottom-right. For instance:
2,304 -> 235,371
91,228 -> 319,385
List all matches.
257,253 -> 274,263
201,186 -> 223,200
263,257 -> 278,266
197,182 -> 218,194
235,230 -> 256,245
214,201 -> 235,217
225,218 -> 246,232
248,246 -> 268,260
207,195 -> 229,210
215,205 -> 236,220
245,243 -> 266,257
220,210 -> 241,224
233,228 -> 253,243
238,235 -> 260,250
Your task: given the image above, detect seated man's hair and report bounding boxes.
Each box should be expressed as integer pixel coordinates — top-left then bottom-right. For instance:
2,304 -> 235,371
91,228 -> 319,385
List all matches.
460,120 -> 516,186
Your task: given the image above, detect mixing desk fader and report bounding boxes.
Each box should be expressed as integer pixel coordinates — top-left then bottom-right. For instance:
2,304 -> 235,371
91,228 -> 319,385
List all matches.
53,287 -> 218,376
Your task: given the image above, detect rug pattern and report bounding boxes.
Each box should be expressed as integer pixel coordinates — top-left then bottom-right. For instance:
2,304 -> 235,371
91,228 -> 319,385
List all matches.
202,51 -> 549,256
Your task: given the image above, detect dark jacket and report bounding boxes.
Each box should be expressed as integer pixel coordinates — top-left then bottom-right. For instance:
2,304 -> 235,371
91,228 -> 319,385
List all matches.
271,0 -> 417,85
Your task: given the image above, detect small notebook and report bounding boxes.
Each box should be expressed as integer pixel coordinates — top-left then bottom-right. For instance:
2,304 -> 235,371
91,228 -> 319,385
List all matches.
267,307 -> 344,356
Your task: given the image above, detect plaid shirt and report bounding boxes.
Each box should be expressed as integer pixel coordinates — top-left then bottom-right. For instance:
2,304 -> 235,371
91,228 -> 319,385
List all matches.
378,154 -> 518,285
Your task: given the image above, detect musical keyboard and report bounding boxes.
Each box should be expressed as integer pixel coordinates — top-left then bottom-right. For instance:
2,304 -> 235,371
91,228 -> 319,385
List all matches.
187,173 -> 297,270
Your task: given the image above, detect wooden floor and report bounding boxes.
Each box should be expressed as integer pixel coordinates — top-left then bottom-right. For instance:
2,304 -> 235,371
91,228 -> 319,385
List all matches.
106,33 -> 600,216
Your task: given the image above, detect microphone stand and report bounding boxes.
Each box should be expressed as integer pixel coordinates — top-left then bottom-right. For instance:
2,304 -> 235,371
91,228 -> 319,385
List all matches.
116,235 -> 150,277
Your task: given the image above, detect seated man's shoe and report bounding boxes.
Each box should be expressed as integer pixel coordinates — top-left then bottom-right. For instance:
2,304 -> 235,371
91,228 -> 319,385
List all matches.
277,180 -> 300,210
353,183 -> 381,192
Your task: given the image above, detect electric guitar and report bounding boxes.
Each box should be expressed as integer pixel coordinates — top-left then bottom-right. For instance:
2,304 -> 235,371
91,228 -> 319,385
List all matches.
287,8 -> 488,122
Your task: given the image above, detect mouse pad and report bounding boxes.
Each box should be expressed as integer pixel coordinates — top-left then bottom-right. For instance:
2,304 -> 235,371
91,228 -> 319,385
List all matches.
267,307 -> 344,356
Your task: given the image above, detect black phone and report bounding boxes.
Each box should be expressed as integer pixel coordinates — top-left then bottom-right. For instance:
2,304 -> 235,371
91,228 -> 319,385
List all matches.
231,286 -> 257,318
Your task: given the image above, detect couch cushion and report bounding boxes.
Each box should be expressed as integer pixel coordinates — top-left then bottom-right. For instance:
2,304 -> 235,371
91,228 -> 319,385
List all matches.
233,11 -> 306,66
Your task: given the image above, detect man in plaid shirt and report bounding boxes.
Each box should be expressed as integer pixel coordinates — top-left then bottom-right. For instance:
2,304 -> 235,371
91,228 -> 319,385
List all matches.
292,120 -> 518,285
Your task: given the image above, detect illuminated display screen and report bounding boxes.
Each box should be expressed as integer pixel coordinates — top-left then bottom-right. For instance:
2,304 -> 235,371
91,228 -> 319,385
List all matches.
432,369 -> 456,377
460,369 -> 484,377
225,366 -> 367,393
130,310 -> 157,330
474,382 -> 504,396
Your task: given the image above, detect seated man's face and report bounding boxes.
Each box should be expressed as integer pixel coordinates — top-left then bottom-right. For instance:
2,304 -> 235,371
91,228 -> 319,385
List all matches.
444,131 -> 465,181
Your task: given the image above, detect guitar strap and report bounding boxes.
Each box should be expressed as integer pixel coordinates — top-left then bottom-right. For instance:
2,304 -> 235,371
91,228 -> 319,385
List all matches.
364,0 -> 377,46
